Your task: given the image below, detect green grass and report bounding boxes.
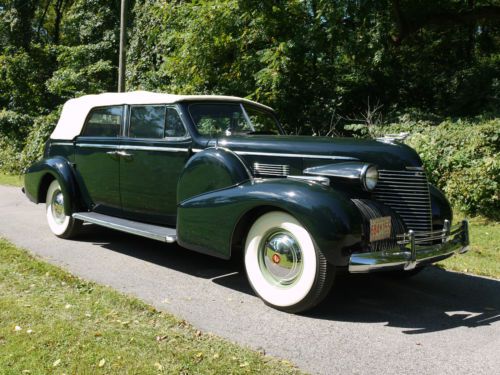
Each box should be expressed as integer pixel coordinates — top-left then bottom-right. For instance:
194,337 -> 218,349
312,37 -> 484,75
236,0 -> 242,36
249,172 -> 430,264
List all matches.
0,238 -> 301,374
438,213 -> 500,279
0,173 -> 22,187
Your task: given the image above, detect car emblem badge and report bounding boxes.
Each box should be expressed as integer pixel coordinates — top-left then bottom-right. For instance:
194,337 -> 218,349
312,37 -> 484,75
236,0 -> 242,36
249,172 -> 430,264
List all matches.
272,254 -> 281,264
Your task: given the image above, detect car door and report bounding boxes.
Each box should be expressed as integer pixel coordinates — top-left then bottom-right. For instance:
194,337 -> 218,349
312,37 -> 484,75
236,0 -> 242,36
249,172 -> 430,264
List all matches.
119,104 -> 191,226
74,105 -> 123,216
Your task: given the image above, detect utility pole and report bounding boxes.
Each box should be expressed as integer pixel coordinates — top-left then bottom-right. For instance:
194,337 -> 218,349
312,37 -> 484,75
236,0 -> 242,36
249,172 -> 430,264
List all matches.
118,0 -> 127,92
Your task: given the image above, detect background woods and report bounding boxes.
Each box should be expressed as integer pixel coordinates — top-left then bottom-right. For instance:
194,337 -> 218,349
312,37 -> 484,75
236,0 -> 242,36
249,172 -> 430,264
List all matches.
0,0 -> 498,217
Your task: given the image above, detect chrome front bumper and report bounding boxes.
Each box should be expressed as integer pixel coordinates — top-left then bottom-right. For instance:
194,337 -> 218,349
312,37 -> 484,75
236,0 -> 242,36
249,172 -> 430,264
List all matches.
349,220 -> 470,273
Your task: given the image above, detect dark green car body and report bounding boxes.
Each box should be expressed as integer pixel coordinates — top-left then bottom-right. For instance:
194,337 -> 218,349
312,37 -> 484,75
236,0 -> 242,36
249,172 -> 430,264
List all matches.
24,97 -> 468,274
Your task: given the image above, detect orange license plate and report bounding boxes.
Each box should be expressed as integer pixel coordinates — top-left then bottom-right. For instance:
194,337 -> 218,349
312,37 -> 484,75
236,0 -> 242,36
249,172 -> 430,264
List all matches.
370,217 -> 392,242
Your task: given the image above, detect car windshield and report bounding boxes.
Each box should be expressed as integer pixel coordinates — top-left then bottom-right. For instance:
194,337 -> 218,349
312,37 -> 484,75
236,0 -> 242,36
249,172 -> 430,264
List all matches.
189,103 -> 282,136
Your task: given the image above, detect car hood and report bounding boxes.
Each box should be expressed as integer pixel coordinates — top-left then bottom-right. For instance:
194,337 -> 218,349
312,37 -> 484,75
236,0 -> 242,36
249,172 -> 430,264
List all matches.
217,135 -> 423,171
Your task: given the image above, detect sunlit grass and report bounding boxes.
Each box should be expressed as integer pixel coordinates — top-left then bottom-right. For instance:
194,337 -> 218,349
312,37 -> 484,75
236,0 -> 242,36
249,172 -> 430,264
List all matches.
438,213 -> 500,279
0,173 -> 22,187
0,238 -> 301,374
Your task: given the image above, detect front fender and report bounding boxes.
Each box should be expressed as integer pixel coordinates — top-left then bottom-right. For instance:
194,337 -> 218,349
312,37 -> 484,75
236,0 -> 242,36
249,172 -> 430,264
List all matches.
429,183 -> 453,229
177,178 -> 363,265
24,156 -> 79,215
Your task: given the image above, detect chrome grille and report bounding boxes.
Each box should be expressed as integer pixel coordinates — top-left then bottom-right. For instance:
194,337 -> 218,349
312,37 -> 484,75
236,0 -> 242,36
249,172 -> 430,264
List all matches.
253,163 -> 290,177
372,169 -> 432,233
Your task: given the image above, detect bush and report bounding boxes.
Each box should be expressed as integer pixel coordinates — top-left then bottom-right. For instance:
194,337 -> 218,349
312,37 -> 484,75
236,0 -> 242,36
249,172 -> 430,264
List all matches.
347,119 -> 500,219
0,110 -> 60,174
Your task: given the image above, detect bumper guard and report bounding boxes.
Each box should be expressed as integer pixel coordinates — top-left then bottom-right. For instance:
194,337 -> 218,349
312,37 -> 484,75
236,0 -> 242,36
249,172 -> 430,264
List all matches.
349,220 -> 470,273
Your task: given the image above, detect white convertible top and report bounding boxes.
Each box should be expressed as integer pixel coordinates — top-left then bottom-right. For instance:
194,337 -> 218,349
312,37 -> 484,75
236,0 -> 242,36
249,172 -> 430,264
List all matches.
50,91 -> 274,140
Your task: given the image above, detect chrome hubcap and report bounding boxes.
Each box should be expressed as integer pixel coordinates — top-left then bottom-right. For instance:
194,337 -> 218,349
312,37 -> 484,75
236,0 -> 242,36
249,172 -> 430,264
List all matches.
51,190 -> 65,224
259,231 -> 303,287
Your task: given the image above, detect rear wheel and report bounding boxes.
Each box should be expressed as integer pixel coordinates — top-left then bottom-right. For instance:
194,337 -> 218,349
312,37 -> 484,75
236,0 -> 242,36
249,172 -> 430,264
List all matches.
45,179 -> 81,238
244,211 -> 335,313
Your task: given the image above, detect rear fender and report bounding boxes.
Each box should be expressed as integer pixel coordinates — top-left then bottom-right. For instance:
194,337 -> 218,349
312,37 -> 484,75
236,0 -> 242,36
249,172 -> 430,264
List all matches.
177,178 -> 363,265
24,156 -> 79,215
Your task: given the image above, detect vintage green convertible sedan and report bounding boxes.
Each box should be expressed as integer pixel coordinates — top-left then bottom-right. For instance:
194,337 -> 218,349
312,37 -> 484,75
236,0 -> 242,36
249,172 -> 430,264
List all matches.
24,91 -> 469,313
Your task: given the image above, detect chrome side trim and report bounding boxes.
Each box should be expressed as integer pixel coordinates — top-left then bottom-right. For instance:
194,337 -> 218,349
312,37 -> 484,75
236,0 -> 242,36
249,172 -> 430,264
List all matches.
234,151 -> 358,160
287,175 -> 330,186
192,148 -> 357,161
119,145 -> 189,152
76,143 -> 118,149
50,142 -> 74,146
75,143 -> 189,153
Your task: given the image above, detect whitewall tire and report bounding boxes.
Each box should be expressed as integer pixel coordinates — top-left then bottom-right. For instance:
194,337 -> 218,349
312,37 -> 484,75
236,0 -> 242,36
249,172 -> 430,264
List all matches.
45,179 -> 81,238
244,211 -> 335,313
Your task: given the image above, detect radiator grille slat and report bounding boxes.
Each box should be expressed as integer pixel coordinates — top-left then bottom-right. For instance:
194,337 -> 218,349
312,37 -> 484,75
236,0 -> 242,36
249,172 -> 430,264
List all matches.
373,169 -> 432,233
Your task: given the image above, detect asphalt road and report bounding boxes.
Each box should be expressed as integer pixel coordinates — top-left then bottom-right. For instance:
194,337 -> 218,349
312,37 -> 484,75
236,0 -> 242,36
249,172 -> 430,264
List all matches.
1,185 -> 499,374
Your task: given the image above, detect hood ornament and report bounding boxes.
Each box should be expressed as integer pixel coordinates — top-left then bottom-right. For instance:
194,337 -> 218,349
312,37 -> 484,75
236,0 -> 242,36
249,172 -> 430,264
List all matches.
376,132 -> 410,143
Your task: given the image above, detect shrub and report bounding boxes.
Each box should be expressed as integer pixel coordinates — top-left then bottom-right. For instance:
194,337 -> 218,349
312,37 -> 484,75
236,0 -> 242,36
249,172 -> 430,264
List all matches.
20,110 -> 61,170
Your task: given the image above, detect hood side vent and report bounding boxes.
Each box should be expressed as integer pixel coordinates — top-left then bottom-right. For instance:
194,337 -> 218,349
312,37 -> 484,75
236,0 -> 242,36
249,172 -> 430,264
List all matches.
253,162 -> 290,177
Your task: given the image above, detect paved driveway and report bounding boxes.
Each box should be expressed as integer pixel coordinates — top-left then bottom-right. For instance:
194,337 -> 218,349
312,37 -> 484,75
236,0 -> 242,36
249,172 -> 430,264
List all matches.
1,185 -> 499,374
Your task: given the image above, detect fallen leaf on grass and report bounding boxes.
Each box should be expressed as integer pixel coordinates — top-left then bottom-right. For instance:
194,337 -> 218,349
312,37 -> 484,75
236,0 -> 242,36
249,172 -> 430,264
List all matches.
65,304 -> 72,309
14,326 -> 22,331
240,362 -> 249,368
154,362 -> 163,371
98,359 -> 106,367
26,329 -> 33,334
195,330 -> 202,337
213,353 -> 220,359
195,352 -> 204,359
53,359 -> 61,367
156,335 -> 168,342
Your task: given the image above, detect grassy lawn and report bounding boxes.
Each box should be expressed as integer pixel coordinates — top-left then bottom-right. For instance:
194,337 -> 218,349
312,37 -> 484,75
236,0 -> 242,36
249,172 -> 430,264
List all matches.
438,213 -> 500,279
0,173 -> 22,187
0,238 -> 300,374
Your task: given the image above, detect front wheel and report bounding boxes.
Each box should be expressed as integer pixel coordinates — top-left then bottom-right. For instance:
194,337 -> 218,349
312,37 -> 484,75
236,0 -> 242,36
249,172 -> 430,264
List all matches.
45,179 -> 81,239
244,211 -> 335,313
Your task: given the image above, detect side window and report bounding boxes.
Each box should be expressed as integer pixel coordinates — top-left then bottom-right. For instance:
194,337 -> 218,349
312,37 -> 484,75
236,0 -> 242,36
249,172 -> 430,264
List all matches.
82,106 -> 123,137
165,107 -> 187,138
129,105 -> 165,139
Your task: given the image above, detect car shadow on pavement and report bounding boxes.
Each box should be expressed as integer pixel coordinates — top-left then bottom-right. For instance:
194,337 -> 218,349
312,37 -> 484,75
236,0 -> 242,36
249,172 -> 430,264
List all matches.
75,224 -> 499,334
311,268 -> 500,334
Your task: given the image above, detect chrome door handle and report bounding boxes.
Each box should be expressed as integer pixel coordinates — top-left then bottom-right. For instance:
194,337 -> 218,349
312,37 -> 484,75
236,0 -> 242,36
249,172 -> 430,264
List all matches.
116,151 -> 133,157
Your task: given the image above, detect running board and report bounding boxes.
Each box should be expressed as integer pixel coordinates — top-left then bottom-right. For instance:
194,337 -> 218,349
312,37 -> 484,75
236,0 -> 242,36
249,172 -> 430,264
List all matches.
72,212 -> 177,243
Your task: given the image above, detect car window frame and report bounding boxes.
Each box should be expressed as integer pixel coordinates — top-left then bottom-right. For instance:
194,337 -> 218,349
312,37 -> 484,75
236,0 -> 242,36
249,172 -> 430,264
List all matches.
80,105 -> 125,138
125,104 -> 191,142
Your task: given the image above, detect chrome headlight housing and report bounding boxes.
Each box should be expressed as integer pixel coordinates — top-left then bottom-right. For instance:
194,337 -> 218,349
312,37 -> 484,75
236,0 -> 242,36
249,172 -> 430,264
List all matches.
361,165 -> 378,191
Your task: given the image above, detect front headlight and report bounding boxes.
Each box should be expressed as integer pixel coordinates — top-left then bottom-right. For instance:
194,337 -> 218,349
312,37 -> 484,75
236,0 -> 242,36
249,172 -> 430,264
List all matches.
362,165 -> 378,191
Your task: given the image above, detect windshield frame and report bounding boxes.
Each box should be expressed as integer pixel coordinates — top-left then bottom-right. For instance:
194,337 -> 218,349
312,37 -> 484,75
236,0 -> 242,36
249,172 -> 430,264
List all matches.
187,101 -> 285,137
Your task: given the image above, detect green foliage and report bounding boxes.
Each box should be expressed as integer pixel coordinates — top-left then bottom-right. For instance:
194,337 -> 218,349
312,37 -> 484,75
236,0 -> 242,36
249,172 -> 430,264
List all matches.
20,110 -> 61,169
351,119 -> 500,219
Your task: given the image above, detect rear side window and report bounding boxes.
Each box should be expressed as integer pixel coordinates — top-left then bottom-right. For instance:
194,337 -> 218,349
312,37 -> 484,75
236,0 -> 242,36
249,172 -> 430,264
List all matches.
82,106 -> 123,137
129,105 -> 166,139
